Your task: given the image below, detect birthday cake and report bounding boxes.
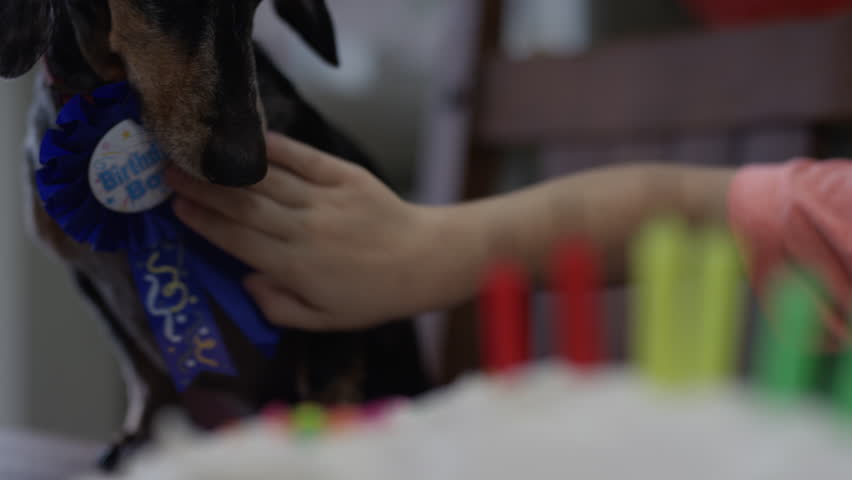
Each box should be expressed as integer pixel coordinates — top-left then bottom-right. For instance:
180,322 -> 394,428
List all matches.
79,362 -> 852,480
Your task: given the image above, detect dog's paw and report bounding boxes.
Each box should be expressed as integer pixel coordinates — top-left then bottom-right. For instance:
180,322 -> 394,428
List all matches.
97,432 -> 141,472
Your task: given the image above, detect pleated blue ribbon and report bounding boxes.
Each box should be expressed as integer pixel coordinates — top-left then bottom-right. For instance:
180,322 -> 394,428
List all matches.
37,82 -> 280,391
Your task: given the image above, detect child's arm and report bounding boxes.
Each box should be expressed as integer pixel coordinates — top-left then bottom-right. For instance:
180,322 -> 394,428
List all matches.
444,164 -> 734,288
167,133 -> 736,331
456,159 -> 852,346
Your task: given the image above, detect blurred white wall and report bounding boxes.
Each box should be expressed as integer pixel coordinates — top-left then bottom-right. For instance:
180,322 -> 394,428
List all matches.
503,0 -> 590,58
0,75 -> 123,442
0,77 -> 29,428
255,0 -> 454,194
254,0 -> 591,194
22,230 -> 124,441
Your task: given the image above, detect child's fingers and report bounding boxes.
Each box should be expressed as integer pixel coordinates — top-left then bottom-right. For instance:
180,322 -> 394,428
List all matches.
173,198 -> 294,273
785,213 -> 852,324
250,162 -> 317,208
168,169 -> 299,240
244,274 -> 328,331
265,132 -> 349,186
168,165 -> 312,209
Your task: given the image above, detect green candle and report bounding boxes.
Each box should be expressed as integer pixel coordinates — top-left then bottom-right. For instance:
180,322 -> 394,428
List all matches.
834,347 -> 852,417
755,267 -> 822,402
291,403 -> 327,437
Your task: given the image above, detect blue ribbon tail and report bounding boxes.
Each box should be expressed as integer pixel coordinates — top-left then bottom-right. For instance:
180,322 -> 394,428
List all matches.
184,244 -> 281,357
128,244 -> 239,392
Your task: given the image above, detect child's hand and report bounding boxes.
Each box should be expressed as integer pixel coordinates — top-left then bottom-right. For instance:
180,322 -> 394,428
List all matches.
167,132 -> 448,331
729,158 -> 852,347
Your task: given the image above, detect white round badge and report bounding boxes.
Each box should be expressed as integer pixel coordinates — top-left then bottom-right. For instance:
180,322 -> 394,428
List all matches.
89,119 -> 172,213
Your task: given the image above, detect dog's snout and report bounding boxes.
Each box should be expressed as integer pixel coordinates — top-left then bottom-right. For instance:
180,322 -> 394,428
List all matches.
202,127 -> 267,187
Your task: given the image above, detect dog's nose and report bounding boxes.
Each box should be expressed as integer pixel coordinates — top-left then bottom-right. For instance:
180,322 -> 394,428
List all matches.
202,130 -> 268,187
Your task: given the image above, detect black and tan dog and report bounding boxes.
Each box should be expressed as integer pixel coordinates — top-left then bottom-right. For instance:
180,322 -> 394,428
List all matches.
0,0 -> 428,471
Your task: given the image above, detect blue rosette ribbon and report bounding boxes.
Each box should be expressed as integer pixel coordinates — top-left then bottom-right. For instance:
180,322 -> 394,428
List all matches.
37,82 -> 280,391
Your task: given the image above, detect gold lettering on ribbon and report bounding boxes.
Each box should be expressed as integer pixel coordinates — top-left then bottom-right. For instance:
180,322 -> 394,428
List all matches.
144,250 -> 190,343
193,334 -> 220,368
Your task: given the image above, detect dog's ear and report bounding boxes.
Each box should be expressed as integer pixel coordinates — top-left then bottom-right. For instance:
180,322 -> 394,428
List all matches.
0,0 -> 57,78
65,0 -> 125,81
272,0 -> 339,66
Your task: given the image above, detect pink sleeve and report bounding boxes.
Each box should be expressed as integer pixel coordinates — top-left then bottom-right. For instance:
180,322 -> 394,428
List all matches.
728,158 -> 852,344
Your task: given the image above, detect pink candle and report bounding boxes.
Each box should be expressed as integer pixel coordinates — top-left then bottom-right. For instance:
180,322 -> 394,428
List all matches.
259,402 -> 290,429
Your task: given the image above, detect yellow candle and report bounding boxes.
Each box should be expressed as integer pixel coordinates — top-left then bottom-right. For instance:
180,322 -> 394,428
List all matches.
631,215 -> 689,386
692,225 -> 745,384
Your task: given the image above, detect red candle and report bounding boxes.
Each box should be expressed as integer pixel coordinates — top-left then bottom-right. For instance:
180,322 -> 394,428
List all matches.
553,239 -> 605,369
480,262 -> 529,373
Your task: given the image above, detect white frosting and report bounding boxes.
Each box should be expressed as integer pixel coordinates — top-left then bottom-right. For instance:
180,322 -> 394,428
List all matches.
80,364 -> 852,480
